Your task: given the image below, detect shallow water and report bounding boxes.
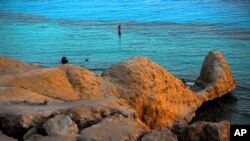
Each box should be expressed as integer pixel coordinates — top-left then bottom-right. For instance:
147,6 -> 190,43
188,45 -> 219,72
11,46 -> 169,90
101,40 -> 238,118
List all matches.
0,0 -> 250,124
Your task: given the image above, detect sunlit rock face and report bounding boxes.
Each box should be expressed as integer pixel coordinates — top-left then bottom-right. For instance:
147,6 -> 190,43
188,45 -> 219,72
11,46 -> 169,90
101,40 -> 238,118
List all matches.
102,57 -> 200,128
195,50 -> 236,102
0,59 -> 117,102
0,57 -> 40,74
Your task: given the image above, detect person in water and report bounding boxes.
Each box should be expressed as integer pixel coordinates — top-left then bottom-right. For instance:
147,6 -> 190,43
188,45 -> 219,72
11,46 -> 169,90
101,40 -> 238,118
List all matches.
61,56 -> 68,64
118,24 -> 121,36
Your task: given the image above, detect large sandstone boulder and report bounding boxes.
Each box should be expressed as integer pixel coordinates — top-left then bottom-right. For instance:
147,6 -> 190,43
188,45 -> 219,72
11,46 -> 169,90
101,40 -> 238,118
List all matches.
172,120 -> 230,141
0,58 -> 117,101
43,115 -> 79,136
60,65 -> 117,99
102,57 -> 200,128
195,50 -> 236,102
0,67 -> 80,101
79,116 -> 149,141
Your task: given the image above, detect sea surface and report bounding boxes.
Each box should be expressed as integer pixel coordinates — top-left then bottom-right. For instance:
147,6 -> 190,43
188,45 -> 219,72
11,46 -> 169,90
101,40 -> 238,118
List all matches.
0,0 -> 250,124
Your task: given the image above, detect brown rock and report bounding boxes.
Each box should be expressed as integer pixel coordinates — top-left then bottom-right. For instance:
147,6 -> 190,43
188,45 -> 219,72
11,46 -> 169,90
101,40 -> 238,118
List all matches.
0,64 -> 116,101
43,115 -> 79,136
195,50 -> 236,102
141,129 -> 178,141
0,98 -> 135,138
79,116 -> 149,141
25,134 -> 77,141
0,57 -> 40,75
172,120 -> 230,141
0,87 -> 59,104
60,65 -> 118,99
102,57 -> 200,128
0,68 -> 80,101
66,97 -> 136,129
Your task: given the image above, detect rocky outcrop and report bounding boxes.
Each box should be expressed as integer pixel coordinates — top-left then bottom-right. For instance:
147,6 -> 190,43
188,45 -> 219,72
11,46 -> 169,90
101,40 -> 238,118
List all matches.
0,97 -> 136,139
43,115 -> 79,136
172,120 -> 230,141
0,51 -> 236,140
102,57 -> 200,128
195,50 -> 236,102
79,116 -> 149,141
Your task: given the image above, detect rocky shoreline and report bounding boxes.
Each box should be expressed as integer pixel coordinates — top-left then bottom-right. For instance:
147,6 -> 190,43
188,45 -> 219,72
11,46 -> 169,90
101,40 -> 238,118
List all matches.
0,50 -> 236,141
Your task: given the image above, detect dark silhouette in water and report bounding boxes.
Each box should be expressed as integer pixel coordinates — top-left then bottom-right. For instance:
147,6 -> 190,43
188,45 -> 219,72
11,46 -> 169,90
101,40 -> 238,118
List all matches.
118,24 -> 121,36
61,57 -> 68,64
85,58 -> 89,62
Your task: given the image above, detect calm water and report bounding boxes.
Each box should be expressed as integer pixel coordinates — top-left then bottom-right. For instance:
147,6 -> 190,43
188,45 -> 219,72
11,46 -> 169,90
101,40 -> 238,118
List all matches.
0,0 -> 250,124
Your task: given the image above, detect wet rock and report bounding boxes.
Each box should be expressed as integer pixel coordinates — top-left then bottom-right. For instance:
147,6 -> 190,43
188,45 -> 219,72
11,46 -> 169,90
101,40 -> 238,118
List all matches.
79,116 -> 149,141
25,134 -> 77,141
141,129 -> 178,141
195,50 -> 236,102
43,115 -> 78,136
172,120 -> 230,141
0,130 -> 17,141
102,57 -> 200,128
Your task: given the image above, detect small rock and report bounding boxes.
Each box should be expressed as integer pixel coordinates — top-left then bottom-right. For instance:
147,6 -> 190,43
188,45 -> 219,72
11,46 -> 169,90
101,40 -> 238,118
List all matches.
43,115 -> 79,136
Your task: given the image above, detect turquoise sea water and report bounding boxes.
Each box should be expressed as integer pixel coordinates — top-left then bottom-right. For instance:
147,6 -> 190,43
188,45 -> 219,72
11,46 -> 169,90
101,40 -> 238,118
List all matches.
0,0 -> 250,124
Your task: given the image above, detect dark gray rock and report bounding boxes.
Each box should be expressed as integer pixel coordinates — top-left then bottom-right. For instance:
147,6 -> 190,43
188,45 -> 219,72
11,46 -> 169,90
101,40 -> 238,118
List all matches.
172,120 -> 230,141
